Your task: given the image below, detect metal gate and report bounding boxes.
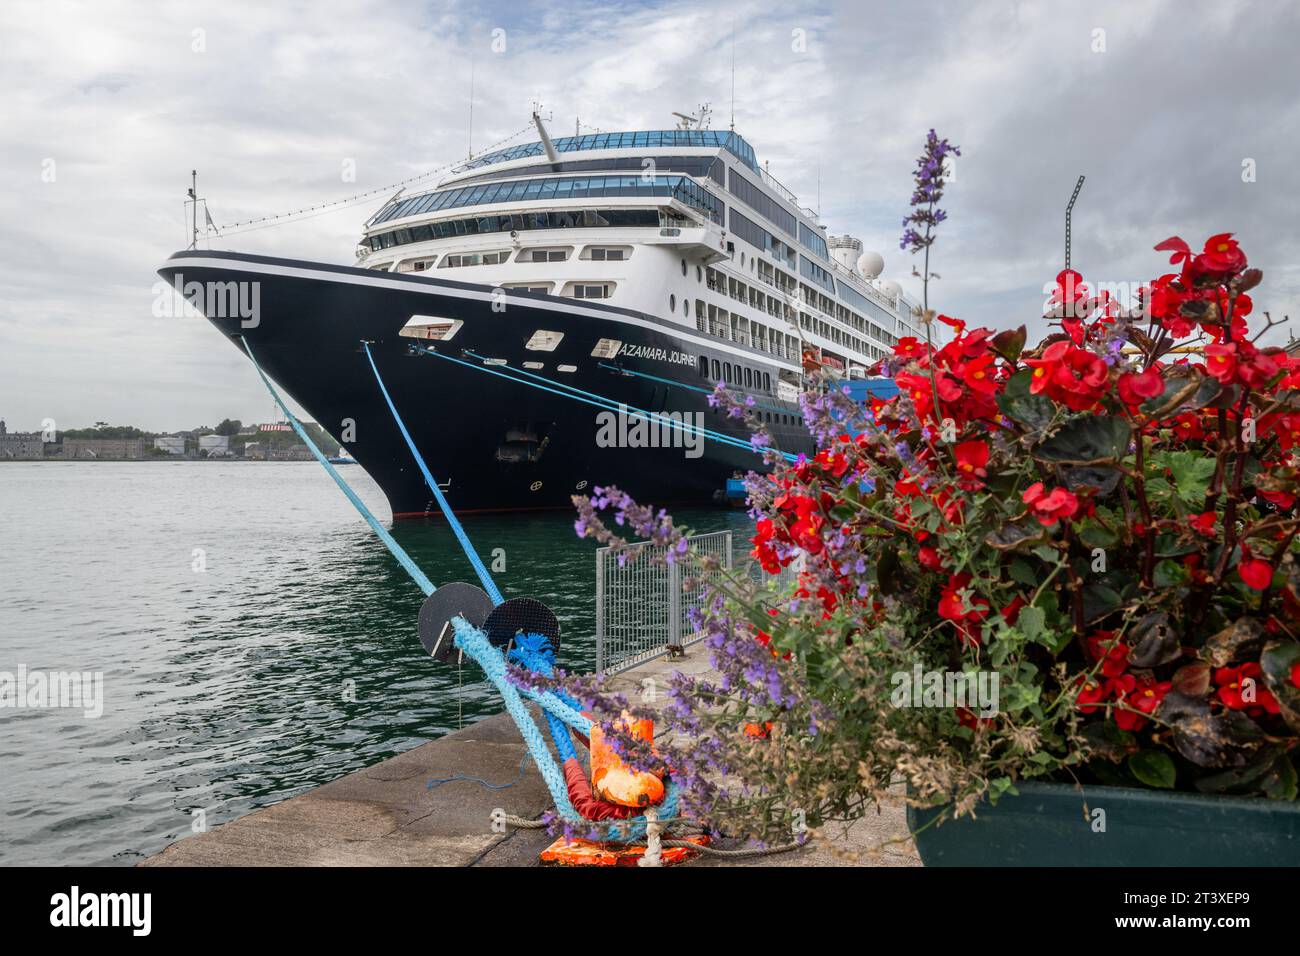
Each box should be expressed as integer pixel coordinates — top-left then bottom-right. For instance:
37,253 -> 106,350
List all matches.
595,530 -> 733,675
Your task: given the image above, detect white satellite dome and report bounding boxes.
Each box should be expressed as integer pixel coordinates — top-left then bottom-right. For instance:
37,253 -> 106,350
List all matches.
856,250 -> 884,279
877,279 -> 902,298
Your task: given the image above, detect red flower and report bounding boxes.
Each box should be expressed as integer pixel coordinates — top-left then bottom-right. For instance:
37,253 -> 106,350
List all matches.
1115,677 -> 1171,732
956,707 -> 994,730
1075,676 -> 1106,714
1022,482 -> 1080,526
1214,663 -> 1279,714
1087,632 -> 1130,679
953,440 -> 990,488
1238,549 -> 1273,591
894,337 -> 927,361
1023,341 -> 1109,411
1259,489 -> 1296,510
1155,236 -> 1192,268
1195,232 -> 1247,274
1270,413 -> 1300,452
917,545 -> 942,572
1000,595 -> 1027,626
1204,344 -> 1237,384
1290,661 -> 1300,690
1171,412 -> 1206,441
938,572 -> 989,647
1189,512 -> 1217,537
1117,368 -> 1165,406
960,352 -> 999,395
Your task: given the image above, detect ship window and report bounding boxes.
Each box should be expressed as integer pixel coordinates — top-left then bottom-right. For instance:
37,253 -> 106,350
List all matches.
528,249 -> 567,262
763,372 -> 771,390
523,361 -> 545,370
711,359 -> 720,380
723,362 -> 732,383
398,314 -> 462,342
683,299 -> 690,318
557,364 -> 578,373
525,330 -> 564,352
698,355 -> 708,378
696,265 -> 703,282
573,284 -> 609,299
669,294 -> 676,313
744,368 -> 753,388
439,250 -> 509,268
591,338 -> 622,359
681,259 -> 687,276
590,248 -> 625,261
483,357 -> 508,366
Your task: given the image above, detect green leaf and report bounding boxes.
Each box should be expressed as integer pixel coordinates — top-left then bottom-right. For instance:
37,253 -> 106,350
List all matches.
1079,522 -> 1119,549
1153,559 -> 1190,588
1018,605 -> 1046,643
996,370 -> 1055,430
1034,416 -> 1132,465
1161,450 -> 1217,504
1128,750 -> 1177,789
1081,583 -> 1122,622
991,327 -> 1027,362
1009,558 -> 1039,587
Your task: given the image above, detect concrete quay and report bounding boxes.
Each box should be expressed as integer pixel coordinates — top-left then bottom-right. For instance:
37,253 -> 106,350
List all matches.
142,648 -> 919,867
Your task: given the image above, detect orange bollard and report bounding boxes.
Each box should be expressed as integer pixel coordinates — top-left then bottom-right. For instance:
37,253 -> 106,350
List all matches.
589,713 -> 664,808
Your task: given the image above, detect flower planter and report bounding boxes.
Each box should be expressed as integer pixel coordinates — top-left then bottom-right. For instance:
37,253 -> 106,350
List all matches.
907,781 -> 1300,866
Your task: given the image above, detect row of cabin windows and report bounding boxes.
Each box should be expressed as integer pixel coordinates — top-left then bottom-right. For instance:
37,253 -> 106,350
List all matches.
702,261 -> 893,361
432,247 -> 625,269
697,354 -> 772,393
440,250 -> 510,268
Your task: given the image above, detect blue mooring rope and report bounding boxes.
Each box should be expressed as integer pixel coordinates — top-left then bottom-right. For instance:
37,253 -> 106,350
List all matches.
595,361 -> 795,416
413,345 -> 795,462
362,342 -> 504,606
241,338 -> 436,596
243,336 -> 675,834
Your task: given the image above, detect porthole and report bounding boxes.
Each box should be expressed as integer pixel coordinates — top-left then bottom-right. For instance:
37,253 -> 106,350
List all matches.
576,480 -> 588,490
696,265 -> 703,282
681,259 -> 687,276
669,293 -> 676,313
530,481 -> 543,491
683,299 -> 690,318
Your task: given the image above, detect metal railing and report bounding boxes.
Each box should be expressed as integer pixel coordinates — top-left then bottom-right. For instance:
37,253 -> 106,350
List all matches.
595,530 -> 733,675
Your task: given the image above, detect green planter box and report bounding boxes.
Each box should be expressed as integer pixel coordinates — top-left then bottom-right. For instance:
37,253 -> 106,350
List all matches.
908,781 -> 1300,866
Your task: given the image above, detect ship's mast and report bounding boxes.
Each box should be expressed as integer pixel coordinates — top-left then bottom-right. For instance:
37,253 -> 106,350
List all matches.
187,170 -> 198,250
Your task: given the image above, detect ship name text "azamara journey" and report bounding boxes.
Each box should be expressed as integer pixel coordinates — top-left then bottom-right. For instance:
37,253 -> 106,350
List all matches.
616,344 -> 696,366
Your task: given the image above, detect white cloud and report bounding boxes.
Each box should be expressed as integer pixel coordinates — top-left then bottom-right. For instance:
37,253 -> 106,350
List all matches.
0,0 -> 1295,431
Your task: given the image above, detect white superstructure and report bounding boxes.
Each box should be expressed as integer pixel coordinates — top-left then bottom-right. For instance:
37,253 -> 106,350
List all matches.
356,113 -> 922,381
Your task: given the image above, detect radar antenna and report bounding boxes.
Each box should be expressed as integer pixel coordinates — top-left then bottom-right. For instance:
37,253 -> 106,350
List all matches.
672,104 -> 712,130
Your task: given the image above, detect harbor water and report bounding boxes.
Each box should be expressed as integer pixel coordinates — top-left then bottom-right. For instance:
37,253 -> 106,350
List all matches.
0,461 -> 751,865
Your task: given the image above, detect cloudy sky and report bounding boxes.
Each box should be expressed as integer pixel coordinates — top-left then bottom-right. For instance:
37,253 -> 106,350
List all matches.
1,0 -> 1296,432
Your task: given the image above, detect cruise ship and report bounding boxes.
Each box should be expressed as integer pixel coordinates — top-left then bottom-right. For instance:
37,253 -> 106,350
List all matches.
159,111 -> 921,515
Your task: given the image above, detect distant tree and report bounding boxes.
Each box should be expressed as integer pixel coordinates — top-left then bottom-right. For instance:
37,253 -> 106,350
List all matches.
214,418 -> 242,437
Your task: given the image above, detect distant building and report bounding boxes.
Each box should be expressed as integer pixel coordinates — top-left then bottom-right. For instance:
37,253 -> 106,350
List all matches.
244,441 -> 265,460
0,433 -> 45,459
267,446 -> 313,461
198,434 -> 230,456
154,436 -> 186,455
63,439 -> 144,460
258,423 -> 292,433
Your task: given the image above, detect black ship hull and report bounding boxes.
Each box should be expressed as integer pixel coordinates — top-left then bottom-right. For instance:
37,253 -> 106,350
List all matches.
158,250 -> 811,516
